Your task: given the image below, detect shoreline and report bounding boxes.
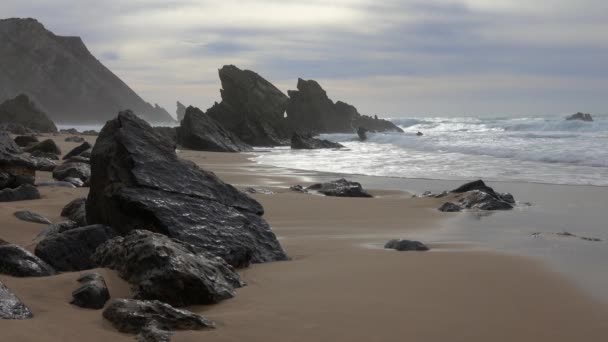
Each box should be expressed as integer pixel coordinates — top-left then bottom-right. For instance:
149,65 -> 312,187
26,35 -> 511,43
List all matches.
0,134 -> 607,341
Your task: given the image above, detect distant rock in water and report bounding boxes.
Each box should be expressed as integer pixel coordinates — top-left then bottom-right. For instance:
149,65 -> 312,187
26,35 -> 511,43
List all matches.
0,131 -> 36,190
70,273 -> 110,309
566,112 -> 593,122
206,65 -> 290,146
176,101 -> 187,121
306,178 -> 373,198
357,127 -> 368,141
24,139 -> 61,155
177,106 -> 251,152
431,180 -> 516,212
384,239 -> 429,251
0,241 -> 56,277
286,78 -> 403,134
86,110 -> 287,267
290,133 -> 344,150
0,94 -> 57,133
0,18 -> 175,124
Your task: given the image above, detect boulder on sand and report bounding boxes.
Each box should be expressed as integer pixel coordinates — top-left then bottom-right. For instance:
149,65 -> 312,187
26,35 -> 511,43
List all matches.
52,162 -> 90,181
290,133 -> 344,150
86,110 -> 287,267
177,106 -> 251,152
0,280 -> 33,319
306,178 -> 373,198
432,180 -> 516,212
70,273 -> 110,309
94,230 -> 243,307
1,131 -> 36,189
24,139 -> 61,155
384,239 -> 429,251
63,141 -> 91,160
0,240 -> 55,277
14,135 -> 39,147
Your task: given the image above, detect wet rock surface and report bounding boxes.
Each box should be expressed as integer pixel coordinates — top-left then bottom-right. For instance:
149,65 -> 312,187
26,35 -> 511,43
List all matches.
290,133 -> 344,149
177,106 -> 251,152
94,230 -> 243,307
430,180 -> 516,212
63,141 -> 91,160
0,241 -> 55,277
0,280 -> 33,319
102,299 -> 214,336
35,224 -> 117,271
86,111 -> 287,267
65,136 -> 85,143
70,273 -> 110,309
61,198 -> 87,226
52,162 -> 90,181
384,239 -> 430,251
306,178 -> 373,198
14,210 -> 51,224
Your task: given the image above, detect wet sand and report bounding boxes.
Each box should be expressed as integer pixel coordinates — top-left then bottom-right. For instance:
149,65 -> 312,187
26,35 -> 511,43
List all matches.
1,134 -> 607,341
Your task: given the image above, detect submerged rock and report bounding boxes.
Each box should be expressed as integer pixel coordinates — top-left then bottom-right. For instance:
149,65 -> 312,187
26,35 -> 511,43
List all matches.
177,106 -> 251,152
63,141 -> 91,160
34,224 -> 117,271
70,273 -> 110,309
0,280 -> 33,319
0,184 -> 40,202
0,241 -> 55,277
384,239 -> 429,251
566,112 -> 593,122
290,133 -> 344,150
14,210 -> 51,224
449,180 -> 515,211
94,230 -> 243,306
32,157 -> 57,172
102,299 -> 214,336
306,178 -> 373,198
86,111 -> 287,267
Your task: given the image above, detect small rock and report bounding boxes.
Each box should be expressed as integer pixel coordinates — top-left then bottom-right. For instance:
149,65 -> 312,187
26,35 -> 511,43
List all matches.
63,141 -> 92,160
384,239 -> 429,251
70,273 -> 110,309
438,202 -> 462,212
306,178 -> 372,198
0,184 -> 40,202
14,210 -> 51,224
0,280 -> 33,319
65,136 -> 85,143
245,187 -> 274,195
0,242 -> 55,277
289,185 -> 306,193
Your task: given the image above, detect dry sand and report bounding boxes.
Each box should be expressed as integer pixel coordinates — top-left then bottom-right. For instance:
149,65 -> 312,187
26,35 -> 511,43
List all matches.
1,134 -> 607,341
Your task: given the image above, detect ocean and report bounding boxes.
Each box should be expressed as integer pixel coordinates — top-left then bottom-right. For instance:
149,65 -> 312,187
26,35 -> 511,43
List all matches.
255,115 -> 608,186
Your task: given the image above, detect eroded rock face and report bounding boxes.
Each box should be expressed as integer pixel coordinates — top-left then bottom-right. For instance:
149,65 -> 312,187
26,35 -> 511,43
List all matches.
102,299 -> 214,335
290,133 -> 344,150
0,94 -> 57,133
432,180 -> 516,212
70,273 -> 110,309
206,65 -> 290,146
94,230 -> 243,306
63,141 -> 91,160
177,106 -> 251,152
0,280 -> 33,319
34,225 -> 117,271
0,131 -> 36,189
0,241 -> 55,277
286,78 -> 403,134
86,111 -> 287,267
566,112 -> 593,122
384,239 -> 429,251
306,179 -> 373,198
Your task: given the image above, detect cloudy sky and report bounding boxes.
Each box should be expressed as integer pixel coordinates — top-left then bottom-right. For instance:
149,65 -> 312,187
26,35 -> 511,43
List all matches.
2,0 -> 607,118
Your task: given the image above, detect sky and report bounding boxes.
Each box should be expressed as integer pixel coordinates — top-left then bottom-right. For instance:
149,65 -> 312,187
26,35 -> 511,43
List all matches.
2,0 -> 607,118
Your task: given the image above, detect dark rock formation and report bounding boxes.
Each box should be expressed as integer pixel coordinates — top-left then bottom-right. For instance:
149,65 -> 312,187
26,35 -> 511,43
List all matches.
1,131 -> 36,189
176,101 -> 187,121
0,94 -> 57,132
0,184 -> 40,202
30,150 -> 59,160
286,78 -> 403,134
357,127 -> 368,141
206,65 -> 290,146
70,273 -> 110,309
0,122 -> 34,135
34,224 -> 117,271
438,202 -> 462,212
24,139 -> 61,155
63,141 -> 91,160
566,112 -> 593,122
0,241 -> 55,277
306,178 -> 373,198
152,127 -> 177,147
0,18 -> 175,124
65,136 -> 85,143
32,156 -> 57,172
52,162 -> 90,181
102,299 -> 214,337
0,280 -> 32,319
61,197 -> 87,226
86,111 -> 287,267
177,106 -> 252,152
290,133 -> 344,150
14,210 -> 51,224
384,239 -> 429,251
14,135 -> 38,147
94,230 -> 243,306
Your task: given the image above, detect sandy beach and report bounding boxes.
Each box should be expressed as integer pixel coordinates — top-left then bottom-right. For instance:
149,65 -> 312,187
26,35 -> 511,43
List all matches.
1,134 -> 607,341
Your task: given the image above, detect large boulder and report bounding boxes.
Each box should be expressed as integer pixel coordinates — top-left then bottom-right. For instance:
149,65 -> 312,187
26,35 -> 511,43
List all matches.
290,133 -> 344,150
566,112 -> 593,121
0,131 -> 36,189
286,78 -> 403,134
34,225 -> 117,271
24,139 -> 61,155
0,184 -> 40,202
0,94 -> 57,133
206,65 -> 290,146
177,106 -> 251,152
102,299 -> 214,337
94,230 -> 243,306
70,273 -> 110,309
432,180 -> 516,212
86,111 -> 287,267
61,198 -> 87,226
306,178 -> 373,198
0,241 -> 55,277
63,141 -> 91,160
0,280 -> 32,319
52,162 -> 90,181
